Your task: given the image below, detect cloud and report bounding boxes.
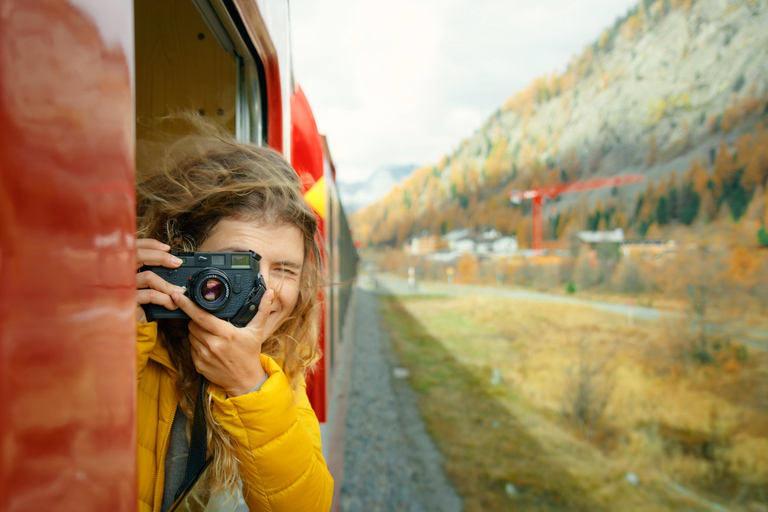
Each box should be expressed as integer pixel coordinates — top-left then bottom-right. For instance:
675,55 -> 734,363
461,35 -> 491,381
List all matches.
290,0 -> 639,183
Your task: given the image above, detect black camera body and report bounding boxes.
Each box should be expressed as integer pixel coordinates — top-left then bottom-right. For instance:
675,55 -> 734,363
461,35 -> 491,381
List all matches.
141,251 -> 267,328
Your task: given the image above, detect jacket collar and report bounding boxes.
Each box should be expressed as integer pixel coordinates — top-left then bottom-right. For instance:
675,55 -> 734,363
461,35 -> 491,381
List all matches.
148,341 -> 176,373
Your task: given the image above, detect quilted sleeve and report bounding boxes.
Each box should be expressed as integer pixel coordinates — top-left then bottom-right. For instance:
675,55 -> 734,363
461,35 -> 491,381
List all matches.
209,354 -> 333,511
137,321 -> 158,382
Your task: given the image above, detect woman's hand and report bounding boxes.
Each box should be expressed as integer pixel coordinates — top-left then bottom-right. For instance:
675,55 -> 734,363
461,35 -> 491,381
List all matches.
171,288 -> 277,397
136,238 -> 186,323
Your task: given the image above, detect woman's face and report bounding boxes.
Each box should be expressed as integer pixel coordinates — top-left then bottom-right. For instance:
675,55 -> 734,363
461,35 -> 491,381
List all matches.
198,217 -> 304,337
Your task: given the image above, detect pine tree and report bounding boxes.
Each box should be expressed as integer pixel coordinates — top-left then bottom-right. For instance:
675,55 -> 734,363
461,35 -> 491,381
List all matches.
724,173 -> 750,221
668,185 -> 680,221
680,183 -> 701,225
758,225 -> 768,247
656,196 -> 669,225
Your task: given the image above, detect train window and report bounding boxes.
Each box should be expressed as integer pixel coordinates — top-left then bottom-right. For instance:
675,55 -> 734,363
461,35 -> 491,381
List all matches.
134,0 -> 265,145
235,53 -> 264,145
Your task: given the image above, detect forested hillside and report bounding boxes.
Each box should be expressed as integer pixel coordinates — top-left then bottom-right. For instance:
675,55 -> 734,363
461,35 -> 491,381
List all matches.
352,0 -> 768,250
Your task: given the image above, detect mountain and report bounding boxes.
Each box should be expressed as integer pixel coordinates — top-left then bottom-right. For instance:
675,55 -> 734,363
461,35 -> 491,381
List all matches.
352,0 -> 768,249
337,164 -> 417,214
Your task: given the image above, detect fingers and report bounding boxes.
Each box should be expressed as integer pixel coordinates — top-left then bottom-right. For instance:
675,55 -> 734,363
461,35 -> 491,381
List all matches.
136,270 -> 185,311
137,248 -> 183,270
137,288 -> 178,311
189,331 -> 211,359
188,333 -> 209,374
188,320 -> 219,351
172,291 -> 229,336
245,289 -> 276,331
137,270 -> 186,297
136,238 -> 183,270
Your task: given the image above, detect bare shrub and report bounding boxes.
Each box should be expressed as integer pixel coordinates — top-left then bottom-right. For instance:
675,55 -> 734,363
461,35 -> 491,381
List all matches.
612,260 -> 649,294
511,262 -> 534,286
529,264 -> 561,289
575,254 -> 602,289
562,337 -> 614,440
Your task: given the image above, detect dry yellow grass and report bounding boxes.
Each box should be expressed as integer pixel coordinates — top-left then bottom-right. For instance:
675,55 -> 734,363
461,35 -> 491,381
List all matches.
381,293 -> 768,511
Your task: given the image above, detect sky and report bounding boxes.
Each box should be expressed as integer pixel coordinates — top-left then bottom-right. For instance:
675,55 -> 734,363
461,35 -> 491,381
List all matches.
290,0 -> 641,184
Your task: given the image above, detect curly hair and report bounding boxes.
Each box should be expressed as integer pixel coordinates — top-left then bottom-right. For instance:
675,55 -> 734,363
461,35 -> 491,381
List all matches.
136,123 -> 322,497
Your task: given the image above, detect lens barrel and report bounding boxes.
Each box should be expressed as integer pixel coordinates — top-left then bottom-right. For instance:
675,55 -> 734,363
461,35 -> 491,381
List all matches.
190,268 -> 232,312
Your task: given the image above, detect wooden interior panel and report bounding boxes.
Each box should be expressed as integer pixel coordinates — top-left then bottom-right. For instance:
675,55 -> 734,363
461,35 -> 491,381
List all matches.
135,0 -> 236,140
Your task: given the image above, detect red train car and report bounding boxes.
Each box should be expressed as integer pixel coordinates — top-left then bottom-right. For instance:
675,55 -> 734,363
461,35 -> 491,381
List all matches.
0,1 -> 356,510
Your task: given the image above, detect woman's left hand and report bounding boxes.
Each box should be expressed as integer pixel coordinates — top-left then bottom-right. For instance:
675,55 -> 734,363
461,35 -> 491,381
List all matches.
171,288 -> 277,397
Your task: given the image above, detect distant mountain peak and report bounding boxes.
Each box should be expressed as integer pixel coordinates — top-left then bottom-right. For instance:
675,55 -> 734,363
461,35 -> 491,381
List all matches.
337,164 -> 417,213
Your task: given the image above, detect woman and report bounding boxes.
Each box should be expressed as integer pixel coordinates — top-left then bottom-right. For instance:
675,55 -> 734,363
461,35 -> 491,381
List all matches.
135,130 -> 333,511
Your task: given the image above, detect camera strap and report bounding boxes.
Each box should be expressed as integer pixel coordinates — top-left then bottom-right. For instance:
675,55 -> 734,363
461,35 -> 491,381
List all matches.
174,373 -> 209,501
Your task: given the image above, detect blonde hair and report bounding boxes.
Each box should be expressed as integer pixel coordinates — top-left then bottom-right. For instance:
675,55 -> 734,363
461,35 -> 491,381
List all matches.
137,125 -> 322,497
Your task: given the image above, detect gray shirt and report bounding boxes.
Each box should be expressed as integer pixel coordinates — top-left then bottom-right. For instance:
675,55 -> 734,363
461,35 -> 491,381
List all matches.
160,405 -> 189,512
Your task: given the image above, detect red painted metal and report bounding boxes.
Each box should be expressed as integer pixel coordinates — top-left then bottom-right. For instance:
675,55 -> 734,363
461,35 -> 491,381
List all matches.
510,174 -> 645,251
0,1 -> 136,510
232,0 -> 283,153
291,86 -> 325,192
290,85 -> 327,422
531,196 -> 544,254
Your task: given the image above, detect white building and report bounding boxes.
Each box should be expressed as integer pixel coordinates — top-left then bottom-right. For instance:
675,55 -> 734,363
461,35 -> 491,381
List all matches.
440,229 -> 518,257
491,236 -> 518,255
577,228 -> 625,244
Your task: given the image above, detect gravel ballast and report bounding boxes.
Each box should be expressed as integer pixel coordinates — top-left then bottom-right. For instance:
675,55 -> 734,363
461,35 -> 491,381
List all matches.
339,289 -> 462,512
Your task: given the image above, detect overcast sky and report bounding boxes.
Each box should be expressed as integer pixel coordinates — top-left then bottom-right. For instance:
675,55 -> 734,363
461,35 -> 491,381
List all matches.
290,0 -> 640,183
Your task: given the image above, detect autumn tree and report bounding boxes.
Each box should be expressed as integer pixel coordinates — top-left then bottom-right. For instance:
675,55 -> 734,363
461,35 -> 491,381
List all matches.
687,157 -> 710,195
562,148 -> 580,181
743,152 -> 764,192
700,189 -> 718,223
712,140 -> 736,197
456,253 -> 479,284
517,217 -> 532,249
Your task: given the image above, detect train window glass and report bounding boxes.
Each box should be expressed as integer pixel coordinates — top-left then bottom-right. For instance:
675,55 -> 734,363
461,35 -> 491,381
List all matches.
245,58 -> 264,145
234,54 -> 263,145
235,54 -> 250,141
192,0 -> 263,144
205,0 -> 265,145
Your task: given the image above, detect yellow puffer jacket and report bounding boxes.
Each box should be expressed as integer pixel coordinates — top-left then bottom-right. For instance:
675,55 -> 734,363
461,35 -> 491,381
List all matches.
137,322 -> 333,511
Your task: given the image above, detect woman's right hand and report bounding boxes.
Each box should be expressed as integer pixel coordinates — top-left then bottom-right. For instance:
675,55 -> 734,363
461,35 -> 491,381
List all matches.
136,238 -> 186,323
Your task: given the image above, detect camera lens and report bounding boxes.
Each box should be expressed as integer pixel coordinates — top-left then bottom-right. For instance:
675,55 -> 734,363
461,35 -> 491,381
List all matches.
200,278 -> 224,302
190,268 -> 231,312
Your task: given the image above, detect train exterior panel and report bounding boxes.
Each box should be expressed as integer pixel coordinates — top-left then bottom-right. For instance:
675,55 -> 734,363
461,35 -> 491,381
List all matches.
0,1 -> 137,509
0,1 -> 356,509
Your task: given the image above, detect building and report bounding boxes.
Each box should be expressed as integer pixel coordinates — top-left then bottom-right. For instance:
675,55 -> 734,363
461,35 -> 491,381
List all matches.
621,239 -> 677,259
576,228 -> 625,245
409,234 -> 443,255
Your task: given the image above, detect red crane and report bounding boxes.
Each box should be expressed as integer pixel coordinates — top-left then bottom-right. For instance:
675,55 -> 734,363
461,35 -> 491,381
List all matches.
509,174 -> 645,252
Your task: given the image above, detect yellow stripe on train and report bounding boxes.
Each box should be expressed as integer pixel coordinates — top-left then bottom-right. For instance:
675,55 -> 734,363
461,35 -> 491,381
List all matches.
304,175 -> 325,219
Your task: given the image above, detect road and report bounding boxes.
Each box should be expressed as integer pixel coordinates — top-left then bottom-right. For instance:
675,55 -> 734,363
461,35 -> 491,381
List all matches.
363,273 -> 768,350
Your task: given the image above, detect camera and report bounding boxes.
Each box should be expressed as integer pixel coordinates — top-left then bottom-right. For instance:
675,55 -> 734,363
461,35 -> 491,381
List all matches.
141,251 -> 267,327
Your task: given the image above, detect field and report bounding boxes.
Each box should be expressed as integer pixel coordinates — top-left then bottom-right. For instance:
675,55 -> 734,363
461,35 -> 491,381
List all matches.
379,293 -> 768,511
